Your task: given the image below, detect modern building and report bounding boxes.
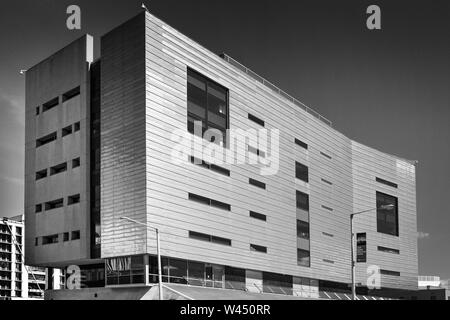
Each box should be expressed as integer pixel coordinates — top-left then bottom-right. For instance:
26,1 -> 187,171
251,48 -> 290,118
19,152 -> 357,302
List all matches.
1,215 -> 47,300
25,11 -> 418,299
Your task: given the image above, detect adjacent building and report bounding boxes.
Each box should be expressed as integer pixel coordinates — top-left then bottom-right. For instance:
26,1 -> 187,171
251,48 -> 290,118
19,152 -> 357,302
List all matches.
1,215 -> 46,300
25,11 -> 418,299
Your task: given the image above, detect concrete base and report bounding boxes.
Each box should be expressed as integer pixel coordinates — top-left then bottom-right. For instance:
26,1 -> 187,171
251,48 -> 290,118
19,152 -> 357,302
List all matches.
44,285 -> 186,300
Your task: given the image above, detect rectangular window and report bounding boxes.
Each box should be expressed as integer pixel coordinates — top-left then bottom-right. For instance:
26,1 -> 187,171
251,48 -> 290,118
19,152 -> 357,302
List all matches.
295,162 -> 309,182
249,211 -> 267,221
62,125 -> 73,137
68,194 -> 80,205
42,235 -> 59,245
189,231 -> 211,242
36,132 -> 57,148
377,246 -> 400,254
36,106 -> 40,116
322,232 -> 334,237
35,169 -> 47,181
72,158 -> 80,169
50,162 -> 67,176
35,238 -> 39,246
248,113 -> 265,127
45,199 -> 64,211
249,178 -> 266,190
63,233 -> 69,242
250,244 -> 267,253
376,191 -> 399,236
295,138 -> 308,150
74,122 -> 81,132
211,236 -> 232,246
190,156 -> 230,176
296,191 -> 309,211
380,269 -> 401,276
297,220 -> 310,239
297,249 -> 310,267
188,193 -> 231,211
210,164 -> 230,176
42,97 -> 59,112
210,199 -> 231,211
248,145 -> 265,158
62,86 -> 80,102
188,193 -> 210,206
320,152 -> 332,160
323,259 -> 335,264
71,231 -> 81,240
187,68 -> 229,145
189,231 -> 231,246
376,177 -> 398,189
35,204 -> 42,213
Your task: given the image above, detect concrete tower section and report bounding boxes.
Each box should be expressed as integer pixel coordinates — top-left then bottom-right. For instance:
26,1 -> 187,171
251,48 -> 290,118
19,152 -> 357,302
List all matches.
25,36 -> 95,267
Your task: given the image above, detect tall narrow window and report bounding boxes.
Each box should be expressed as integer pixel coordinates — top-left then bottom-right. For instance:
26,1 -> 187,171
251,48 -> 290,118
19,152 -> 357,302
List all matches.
187,68 -> 229,145
376,192 -> 399,236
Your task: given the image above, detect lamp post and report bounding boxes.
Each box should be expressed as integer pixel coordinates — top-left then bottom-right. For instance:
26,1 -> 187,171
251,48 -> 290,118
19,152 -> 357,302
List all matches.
120,217 -> 163,300
350,204 -> 394,300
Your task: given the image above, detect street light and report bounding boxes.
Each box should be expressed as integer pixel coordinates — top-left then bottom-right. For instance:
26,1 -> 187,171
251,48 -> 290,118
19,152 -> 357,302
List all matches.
119,216 -> 163,300
350,204 -> 394,300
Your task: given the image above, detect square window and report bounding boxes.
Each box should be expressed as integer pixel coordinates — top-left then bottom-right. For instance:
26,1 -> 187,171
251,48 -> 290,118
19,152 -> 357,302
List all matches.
72,158 -> 80,169
297,249 -> 310,267
71,231 -> 80,240
296,191 -> 309,211
63,233 -> 70,242
62,125 -> 73,137
295,162 -> 309,183
35,204 -> 42,213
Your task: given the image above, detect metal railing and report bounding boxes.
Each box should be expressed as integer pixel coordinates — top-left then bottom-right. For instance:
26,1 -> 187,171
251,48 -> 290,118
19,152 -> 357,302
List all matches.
220,53 -> 332,127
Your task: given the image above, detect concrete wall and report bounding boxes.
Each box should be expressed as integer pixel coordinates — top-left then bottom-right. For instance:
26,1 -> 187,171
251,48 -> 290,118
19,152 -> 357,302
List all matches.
25,36 -> 93,266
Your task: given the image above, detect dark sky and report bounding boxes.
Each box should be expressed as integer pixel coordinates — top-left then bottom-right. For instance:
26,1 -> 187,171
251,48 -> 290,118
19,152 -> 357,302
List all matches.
0,0 -> 449,278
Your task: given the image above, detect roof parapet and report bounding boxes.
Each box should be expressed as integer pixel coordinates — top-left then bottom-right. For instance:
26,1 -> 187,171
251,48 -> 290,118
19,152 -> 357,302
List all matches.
220,53 -> 332,127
